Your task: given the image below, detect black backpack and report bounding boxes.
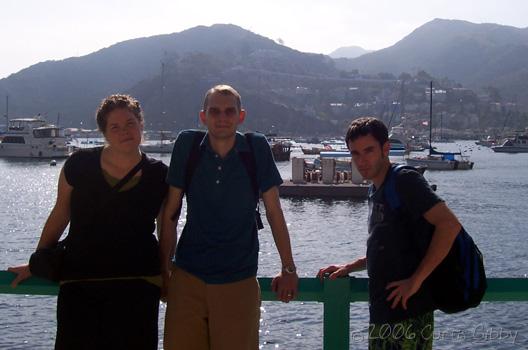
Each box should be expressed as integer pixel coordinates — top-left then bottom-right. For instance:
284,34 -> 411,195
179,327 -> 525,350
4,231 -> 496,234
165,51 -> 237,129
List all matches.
175,130 -> 264,230
384,164 -> 487,313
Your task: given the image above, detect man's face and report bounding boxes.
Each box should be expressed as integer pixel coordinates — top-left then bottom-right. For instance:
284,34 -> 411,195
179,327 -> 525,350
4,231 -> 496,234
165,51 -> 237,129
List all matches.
199,92 -> 245,140
348,134 -> 390,180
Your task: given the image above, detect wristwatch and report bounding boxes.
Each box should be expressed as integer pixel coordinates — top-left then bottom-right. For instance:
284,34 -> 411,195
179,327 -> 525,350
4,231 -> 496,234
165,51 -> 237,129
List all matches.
282,264 -> 297,274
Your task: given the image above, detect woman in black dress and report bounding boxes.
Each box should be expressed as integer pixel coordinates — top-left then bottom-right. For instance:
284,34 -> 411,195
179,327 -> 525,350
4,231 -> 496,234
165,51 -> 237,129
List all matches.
9,94 -> 168,349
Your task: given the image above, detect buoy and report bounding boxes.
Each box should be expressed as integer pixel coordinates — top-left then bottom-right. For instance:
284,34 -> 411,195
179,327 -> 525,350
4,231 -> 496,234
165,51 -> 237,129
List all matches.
50,160 -> 57,166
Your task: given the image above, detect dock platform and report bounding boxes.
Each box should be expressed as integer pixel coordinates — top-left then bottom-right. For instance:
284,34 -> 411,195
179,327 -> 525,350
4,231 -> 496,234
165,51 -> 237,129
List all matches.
279,181 -> 369,199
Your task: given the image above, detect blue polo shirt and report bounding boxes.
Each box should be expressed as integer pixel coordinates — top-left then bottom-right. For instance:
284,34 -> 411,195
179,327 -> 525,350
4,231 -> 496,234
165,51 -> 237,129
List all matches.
166,130 -> 283,284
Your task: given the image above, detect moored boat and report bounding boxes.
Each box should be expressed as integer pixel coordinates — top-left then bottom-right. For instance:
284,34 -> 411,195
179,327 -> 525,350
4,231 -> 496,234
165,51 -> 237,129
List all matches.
271,141 -> 291,161
475,136 -> 498,147
406,152 -> 474,170
140,140 -> 175,154
0,118 -> 72,158
140,130 -> 175,153
491,135 -> 528,153
301,145 -> 334,155
406,81 -> 474,170
389,136 -> 407,156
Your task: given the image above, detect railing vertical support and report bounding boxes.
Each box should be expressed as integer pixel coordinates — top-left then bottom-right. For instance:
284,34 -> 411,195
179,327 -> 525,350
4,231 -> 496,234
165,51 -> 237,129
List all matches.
323,277 -> 351,350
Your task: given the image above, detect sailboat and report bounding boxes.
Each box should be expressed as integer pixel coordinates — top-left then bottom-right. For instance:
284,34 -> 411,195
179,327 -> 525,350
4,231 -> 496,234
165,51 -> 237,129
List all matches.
405,81 -> 474,170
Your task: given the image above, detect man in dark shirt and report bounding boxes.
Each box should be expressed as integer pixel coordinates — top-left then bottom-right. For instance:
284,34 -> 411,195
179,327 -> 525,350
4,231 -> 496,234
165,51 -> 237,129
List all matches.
160,85 -> 298,350
317,117 -> 462,349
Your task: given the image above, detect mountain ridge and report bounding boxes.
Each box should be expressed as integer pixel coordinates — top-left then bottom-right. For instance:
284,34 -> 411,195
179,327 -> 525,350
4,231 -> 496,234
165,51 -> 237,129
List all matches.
1,20 -> 527,133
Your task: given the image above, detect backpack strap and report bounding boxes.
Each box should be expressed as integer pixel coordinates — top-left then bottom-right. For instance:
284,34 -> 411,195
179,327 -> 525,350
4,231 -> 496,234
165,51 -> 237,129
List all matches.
170,131 -> 205,221
384,164 -> 417,211
240,132 -> 264,230
385,164 -> 433,211
184,130 -> 207,193
239,132 -> 260,202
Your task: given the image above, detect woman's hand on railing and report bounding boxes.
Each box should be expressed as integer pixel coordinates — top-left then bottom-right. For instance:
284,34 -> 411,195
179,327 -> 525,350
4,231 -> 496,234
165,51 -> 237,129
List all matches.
7,264 -> 32,288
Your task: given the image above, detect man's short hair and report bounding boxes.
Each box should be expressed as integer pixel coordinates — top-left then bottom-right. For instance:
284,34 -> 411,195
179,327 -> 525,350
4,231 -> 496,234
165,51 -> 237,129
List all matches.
345,117 -> 388,149
96,94 -> 143,133
203,85 -> 242,112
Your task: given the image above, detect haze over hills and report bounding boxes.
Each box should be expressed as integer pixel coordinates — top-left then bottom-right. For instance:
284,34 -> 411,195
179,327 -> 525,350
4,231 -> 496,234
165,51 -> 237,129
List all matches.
0,24 -> 341,133
329,46 -> 373,59
335,18 -> 528,106
0,20 -> 527,134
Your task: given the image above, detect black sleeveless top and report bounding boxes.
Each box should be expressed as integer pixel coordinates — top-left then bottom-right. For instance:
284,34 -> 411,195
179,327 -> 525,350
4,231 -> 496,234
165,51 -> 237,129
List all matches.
61,147 -> 168,280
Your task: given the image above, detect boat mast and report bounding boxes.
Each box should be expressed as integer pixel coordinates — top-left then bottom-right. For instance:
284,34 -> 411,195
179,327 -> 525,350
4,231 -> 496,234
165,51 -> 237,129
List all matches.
160,60 -> 166,120
429,81 -> 433,155
4,95 -> 8,131
440,112 -> 443,141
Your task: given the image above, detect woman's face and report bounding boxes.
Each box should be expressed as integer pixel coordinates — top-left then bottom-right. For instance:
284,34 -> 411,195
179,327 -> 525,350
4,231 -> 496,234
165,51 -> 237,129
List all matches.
103,108 -> 143,152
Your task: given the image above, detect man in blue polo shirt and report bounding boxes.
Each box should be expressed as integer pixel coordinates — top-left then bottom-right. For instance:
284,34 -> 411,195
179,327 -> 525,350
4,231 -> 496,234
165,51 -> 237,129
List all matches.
160,85 -> 298,350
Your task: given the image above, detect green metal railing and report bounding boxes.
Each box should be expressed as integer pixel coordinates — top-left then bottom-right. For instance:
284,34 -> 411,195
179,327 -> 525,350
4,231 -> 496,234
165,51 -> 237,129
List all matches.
1,271 -> 527,349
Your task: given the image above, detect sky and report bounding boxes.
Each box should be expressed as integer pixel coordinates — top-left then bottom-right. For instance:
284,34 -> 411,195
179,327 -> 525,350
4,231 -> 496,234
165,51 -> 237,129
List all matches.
1,0 -> 527,79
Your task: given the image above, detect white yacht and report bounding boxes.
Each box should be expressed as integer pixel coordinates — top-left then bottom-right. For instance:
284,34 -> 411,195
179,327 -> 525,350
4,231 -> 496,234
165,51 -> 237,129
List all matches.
0,118 -> 72,158
491,135 -> 528,153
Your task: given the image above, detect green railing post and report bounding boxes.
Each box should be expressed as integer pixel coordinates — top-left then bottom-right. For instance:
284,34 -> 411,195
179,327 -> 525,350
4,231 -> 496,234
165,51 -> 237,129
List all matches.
323,277 -> 351,350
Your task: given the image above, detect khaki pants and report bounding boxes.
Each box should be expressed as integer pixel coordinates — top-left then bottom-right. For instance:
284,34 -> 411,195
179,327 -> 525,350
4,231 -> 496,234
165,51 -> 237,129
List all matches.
164,267 -> 260,350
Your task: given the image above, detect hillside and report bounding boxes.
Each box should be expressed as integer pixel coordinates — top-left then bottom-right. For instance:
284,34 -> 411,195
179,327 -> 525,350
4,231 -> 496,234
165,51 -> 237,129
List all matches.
335,19 -> 528,106
0,24 -> 339,133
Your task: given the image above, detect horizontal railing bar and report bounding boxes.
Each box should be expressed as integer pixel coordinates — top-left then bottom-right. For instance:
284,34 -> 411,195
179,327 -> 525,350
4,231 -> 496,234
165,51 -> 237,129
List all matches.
1,271 -> 526,301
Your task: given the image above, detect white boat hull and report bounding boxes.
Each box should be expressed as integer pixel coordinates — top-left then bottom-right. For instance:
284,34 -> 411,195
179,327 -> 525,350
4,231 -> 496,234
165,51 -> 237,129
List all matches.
389,149 -> 405,157
406,157 -> 474,170
491,136 -> 528,153
491,146 -> 528,153
140,142 -> 174,154
0,144 -> 71,158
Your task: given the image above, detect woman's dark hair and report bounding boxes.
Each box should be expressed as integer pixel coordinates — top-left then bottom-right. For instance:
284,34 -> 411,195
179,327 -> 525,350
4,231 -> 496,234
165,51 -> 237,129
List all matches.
345,117 -> 388,149
96,94 -> 143,133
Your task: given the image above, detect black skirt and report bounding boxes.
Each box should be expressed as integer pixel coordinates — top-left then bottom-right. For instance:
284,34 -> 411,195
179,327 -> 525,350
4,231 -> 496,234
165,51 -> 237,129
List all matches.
55,279 -> 160,350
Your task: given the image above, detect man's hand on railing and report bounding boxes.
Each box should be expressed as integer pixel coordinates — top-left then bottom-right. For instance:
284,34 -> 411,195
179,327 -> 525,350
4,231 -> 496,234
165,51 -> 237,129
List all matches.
7,264 -> 32,288
271,271 -> 298,303
316,265 -> 350,281
318,257 -> 367,281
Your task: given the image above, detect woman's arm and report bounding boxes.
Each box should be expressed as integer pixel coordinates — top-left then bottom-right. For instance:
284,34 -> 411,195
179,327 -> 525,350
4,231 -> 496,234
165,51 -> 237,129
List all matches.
8,169 -> 72,287
37,169 -> 72,248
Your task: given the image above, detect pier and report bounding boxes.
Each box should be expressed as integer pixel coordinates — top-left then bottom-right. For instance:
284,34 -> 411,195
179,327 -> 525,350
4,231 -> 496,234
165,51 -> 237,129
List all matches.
278,157 -> 369,199
1,271 -> 527,349
279,181 -> 369,199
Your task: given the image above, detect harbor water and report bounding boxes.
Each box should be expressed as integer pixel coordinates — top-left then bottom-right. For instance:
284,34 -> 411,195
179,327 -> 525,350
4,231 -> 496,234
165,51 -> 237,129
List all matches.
1,141 -> 527,349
